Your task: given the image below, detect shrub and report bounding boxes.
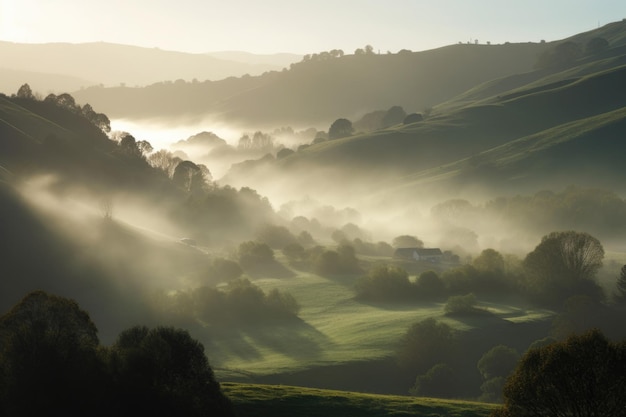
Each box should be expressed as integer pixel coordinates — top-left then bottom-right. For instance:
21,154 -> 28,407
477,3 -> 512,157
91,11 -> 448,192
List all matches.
444,293 -> 479,315
355,264 -> 413,301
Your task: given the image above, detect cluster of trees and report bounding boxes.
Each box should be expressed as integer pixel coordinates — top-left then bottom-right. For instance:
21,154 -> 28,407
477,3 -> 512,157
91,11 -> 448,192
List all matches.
535,37 -> 610,68
324,105 -> 424,142
158,279 -> 300,325
356,230 -> 612,308
0,291 -> 234,417
14,84 -> 111,133
399,317 -> 525,400
173,186 -> 275,242
354,246 -> 509,303
238,131 -> 275,151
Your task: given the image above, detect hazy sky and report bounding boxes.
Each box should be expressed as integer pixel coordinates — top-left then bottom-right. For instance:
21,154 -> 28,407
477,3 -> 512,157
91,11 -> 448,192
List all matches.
1,0 -> 625,54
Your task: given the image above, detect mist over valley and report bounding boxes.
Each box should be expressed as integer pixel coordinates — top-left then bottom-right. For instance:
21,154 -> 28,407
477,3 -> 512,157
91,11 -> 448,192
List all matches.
2,11 -> 626,416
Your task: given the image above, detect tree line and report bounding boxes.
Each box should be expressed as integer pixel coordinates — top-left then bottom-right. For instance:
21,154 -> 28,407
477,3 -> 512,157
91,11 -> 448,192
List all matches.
0,291 -> 234,417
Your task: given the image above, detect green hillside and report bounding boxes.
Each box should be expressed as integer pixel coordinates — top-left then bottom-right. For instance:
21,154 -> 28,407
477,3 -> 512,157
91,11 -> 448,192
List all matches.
73,42 -> 548,126
223,383 -> 497,417
221,21 -> 626,200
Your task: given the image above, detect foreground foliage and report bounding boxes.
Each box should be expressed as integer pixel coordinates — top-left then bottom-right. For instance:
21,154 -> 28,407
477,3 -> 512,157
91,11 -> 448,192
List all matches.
0,291 -> 234,417
493,329 -> 626,417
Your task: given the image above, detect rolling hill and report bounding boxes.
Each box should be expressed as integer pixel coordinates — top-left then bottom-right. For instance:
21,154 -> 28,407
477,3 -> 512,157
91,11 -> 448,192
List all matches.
220,20 -> 626,202
71,41 -> 550,126
0,41 -> 295,94
222,383 -> 497,417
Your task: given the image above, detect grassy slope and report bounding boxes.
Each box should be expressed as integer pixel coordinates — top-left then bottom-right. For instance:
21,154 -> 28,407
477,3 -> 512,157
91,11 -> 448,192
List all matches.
222,382 -> 498,417
205,261 -> 551,385
72,42 -> 547,125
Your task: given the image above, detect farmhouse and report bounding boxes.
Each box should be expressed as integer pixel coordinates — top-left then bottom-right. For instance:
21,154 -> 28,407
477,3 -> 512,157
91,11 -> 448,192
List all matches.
393,247 -> 443,263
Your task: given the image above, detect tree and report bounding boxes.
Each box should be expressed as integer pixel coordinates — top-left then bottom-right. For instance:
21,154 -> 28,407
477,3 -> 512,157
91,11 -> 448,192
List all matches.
415,270 -> 445,298
282,242 -> 306,261
111,326 -> 234,417
277,148 -> 295,158
172,160 -> 206,194
118,133 -> 143,159
473,249 -> 505,275
615,264 -> 626,303
397,318 -> 458,374
381,105 -> 406,128
207,257 -> 243,282
410,363 -> 459,398
477,345 -> 520,381
15,83 -> 34,100
355,264 -> 412,301
328,118 -> 354,140
523,231 -> 605,304
0,291 -> 104,416
585,37 -> 609,55
392,235 -> 424,248
494,330 -> 626,417
238,241 -> 275,268
256,224 -> 297,249
403,113 -> 423,124
535,41 -> 582,68
444,293 -> 479,315
148,149 -> 182,177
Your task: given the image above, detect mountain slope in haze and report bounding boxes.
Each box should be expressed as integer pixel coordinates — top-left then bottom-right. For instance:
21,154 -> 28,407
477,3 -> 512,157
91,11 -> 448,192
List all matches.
221,21 -> 626,200
206,51 -> 302,68
0,41 -> 288,93
72,42 -> 549,126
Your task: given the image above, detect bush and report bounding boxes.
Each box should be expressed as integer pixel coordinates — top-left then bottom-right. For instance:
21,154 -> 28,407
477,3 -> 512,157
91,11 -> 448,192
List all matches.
256,224 -> 298,249
397,318 -> 458,375
238,241 -> 275,268
410,363 -> 459,398
355,264 -> 413,301
208,257 -> 243,281
477,345 -> 520,380
415,270 -> 445,298
313,244 -> 360,276
444,293 -> 479,315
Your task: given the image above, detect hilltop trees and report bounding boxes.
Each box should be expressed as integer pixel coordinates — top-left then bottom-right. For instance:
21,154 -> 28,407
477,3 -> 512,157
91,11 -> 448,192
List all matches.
493,330 -> 626,417
381,105 -> 407,128
15,83 -> 35,100
392,235 -> 423,248
585,37 -> 609,55
328,118 -> 354,139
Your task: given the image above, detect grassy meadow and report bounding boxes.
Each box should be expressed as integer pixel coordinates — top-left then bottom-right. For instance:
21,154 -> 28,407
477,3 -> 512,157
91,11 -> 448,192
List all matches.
222,382 -> 498,417
206,257 -> 553,385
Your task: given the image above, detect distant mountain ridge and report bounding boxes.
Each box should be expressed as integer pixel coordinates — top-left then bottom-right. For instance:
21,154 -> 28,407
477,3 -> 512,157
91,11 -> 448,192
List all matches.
0,41 -> 296,94
72,42 -> 550,126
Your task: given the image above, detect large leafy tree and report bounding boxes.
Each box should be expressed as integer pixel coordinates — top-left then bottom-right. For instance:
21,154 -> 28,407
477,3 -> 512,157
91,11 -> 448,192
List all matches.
523,231 -> 604,304
493,330 -> 626,417
111,326 -> 234,417
0,291 -> 104,416
397,318 -> 458,375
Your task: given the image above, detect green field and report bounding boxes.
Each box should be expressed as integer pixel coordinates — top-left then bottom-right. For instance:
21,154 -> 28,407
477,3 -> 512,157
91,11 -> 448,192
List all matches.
222,382 -> 498,417
204,260 -> 552,383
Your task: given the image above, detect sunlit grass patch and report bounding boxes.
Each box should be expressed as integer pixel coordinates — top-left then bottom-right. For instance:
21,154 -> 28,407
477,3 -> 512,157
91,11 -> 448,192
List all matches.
222,382 -> 498,417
